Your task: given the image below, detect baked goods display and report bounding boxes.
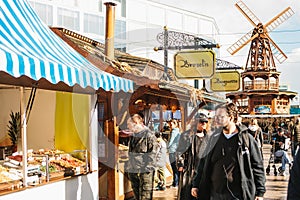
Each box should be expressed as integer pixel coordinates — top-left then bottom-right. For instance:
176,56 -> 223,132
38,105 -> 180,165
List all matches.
0,165 -> 22,191
0,149 -> 88,191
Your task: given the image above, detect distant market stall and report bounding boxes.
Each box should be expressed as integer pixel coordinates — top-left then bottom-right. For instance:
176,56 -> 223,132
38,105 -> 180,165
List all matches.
0,0 -> 133,199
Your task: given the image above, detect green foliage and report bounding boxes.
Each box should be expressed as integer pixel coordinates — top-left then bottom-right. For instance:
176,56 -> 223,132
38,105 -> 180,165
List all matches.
7,111 -> 21,145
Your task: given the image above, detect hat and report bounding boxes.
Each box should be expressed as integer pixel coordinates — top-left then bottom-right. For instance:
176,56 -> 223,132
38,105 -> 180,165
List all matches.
278,127 -> 284,132
195,113 -> 208,122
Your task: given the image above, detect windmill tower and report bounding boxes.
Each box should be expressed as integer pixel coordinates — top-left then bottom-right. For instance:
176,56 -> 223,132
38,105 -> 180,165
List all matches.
226,1 -> 297,115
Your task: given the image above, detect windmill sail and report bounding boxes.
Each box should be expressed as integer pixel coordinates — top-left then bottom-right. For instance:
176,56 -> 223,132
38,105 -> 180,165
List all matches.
265,7 -> 294,32
235,1 -> 261,26
227,31 -> 258,55
267,34 -> 288,63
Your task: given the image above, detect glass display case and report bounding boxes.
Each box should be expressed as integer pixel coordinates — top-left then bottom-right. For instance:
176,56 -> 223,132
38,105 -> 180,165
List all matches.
0,149 -> 89,193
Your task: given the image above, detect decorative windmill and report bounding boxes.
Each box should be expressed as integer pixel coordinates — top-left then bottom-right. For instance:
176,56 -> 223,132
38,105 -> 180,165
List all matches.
228,1 -> 294,70
226,1 -> 298,115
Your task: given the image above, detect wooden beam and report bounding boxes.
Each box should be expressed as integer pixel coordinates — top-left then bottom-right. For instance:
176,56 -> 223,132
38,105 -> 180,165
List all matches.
186,101 -> 207,124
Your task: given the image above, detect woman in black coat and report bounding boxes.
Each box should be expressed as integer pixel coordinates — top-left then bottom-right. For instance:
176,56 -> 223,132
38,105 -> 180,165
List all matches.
176,114 -> 210,200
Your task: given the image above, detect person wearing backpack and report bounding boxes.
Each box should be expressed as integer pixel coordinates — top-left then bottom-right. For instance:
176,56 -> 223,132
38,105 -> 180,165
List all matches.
191,103 -> 266,200
125,114 -> 157,200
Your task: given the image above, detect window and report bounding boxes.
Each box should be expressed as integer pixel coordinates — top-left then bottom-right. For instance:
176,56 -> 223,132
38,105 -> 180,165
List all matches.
113,0 -> 126,17
120,0 -> 126,18
98,0 -> 103,12
57,8 -> 80,31
115,43 -> 126,52
84,14 -> 104,35
98,102 -> 108,161
115,20 -> 126,39
29,1 -> 53,25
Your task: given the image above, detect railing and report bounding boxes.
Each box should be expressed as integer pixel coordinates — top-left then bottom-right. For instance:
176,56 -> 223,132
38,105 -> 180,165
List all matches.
244,81 -> 278,90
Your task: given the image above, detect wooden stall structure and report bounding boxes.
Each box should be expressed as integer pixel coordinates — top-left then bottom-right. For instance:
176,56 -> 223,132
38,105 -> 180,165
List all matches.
51,27 -> 226,199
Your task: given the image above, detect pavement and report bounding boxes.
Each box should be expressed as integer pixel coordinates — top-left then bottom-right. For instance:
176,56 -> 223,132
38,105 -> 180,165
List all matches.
153,144 -> 292,200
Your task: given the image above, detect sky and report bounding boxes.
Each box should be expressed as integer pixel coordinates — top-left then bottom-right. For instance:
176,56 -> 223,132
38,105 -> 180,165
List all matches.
152,0 -> 300,96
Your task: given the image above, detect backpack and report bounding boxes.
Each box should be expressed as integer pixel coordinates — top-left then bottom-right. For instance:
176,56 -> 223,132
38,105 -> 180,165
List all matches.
154,138 -> 167,168
242,132 -> 250,150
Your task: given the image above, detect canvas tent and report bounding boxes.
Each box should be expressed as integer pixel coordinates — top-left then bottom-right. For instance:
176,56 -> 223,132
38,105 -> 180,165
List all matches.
0,0 -> 133,93
0,0 -> 133,199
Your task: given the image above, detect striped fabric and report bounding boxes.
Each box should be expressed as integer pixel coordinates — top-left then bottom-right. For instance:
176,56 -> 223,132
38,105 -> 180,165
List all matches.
0,0 -> 133,92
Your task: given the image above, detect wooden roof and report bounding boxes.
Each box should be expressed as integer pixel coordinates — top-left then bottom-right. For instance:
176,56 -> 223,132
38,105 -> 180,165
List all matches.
51,27 -> 225,104
51,27 -> 160,89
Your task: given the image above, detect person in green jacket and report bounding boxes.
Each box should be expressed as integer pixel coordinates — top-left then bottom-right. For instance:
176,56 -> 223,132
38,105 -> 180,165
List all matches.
125,114 -> 157,200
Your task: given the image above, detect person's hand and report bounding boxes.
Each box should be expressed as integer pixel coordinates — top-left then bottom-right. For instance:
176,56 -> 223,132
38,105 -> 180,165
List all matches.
191,188 -> 198,198
255,196 -> 263,200
178,167 -> 183,172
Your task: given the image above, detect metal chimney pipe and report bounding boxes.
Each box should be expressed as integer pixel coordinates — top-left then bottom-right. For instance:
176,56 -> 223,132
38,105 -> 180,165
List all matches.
104,2 -> 117,60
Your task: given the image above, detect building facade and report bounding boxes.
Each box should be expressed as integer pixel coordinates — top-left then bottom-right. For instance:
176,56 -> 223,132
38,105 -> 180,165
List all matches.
29,0 -> 219,76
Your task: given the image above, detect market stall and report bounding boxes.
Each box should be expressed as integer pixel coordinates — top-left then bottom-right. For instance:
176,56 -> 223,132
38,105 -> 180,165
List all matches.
50,27 -> 162,200
0,0 -> 133,199
50,24 -> 227,199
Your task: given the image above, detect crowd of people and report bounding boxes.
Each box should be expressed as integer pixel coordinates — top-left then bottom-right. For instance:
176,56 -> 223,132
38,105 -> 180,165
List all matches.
124,103 -> 300,200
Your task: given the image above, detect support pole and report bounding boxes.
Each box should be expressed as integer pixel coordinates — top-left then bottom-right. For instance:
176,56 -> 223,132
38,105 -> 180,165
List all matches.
20,87 -> 28,187
163,26 -> 168,80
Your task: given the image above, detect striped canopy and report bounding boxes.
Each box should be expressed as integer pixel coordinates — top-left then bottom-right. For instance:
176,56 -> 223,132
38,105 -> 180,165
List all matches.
0,0 -> 133,93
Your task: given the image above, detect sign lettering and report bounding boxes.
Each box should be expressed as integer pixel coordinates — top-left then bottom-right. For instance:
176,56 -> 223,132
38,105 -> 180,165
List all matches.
210,71 -> 240,92
174,50 -> 215,79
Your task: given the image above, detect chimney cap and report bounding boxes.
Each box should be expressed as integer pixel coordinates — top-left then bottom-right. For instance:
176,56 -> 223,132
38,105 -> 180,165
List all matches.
103,1 -> 119,6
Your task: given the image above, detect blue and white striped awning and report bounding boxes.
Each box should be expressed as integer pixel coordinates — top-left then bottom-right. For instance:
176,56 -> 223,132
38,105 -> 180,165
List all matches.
0,0 -> 133,93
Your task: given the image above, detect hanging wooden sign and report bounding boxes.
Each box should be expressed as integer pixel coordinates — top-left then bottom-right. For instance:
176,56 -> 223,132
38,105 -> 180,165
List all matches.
210,71 -> 240,92
174,50 -> 215,79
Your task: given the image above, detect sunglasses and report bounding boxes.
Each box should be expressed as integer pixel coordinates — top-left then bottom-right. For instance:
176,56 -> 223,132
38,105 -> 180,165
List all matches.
199,121 -> 208,124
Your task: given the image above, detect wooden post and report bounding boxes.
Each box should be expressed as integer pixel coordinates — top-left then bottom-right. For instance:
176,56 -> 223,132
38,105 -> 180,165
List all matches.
181,103 -> 187,131
159,105 -> 163,131
107,94 -> 119,199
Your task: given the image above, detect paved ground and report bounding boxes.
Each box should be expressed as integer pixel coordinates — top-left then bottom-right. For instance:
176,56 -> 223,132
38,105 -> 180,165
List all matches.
153,144 -> 292,200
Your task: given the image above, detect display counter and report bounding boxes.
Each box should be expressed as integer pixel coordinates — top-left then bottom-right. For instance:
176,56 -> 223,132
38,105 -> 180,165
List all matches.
0,149 -> 89,195
0,171 -> 98,200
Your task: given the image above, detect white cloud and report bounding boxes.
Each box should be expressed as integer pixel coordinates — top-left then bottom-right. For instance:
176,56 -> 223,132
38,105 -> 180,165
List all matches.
278,48 -> 300,92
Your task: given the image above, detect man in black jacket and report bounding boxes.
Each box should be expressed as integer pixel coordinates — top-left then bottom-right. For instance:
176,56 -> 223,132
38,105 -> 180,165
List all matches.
191,103 -> 266,200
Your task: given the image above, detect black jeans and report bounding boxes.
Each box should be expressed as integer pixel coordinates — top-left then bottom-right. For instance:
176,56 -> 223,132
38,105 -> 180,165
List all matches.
169,153 -> 179,186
